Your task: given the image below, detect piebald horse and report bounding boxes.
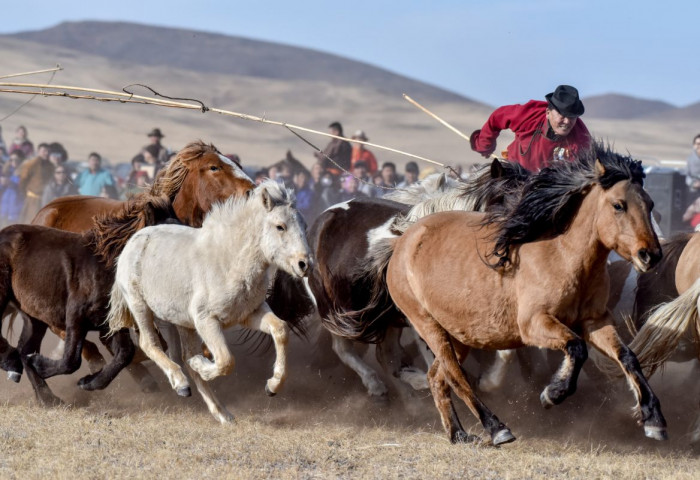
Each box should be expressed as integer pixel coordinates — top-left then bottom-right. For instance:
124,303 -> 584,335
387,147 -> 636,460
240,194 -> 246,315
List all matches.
336,147 -> 667,445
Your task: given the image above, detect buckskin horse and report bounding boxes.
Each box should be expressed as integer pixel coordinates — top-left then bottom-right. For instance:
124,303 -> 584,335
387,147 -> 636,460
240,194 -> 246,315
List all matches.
17,140 -> 255,391
107,181 -> 311,423
334,145 -> 667,445
300,163 -> 529,400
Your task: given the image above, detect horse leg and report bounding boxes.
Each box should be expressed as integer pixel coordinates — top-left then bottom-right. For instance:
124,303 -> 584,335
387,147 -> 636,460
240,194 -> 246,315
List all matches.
50,330 -> 107,374
244,302 -> 288,396
332,334 -> 388,398
132,305 -> 190,397
478,349 -> 516,393
26,311 -> 86,379
156,319 -> 183,364
413,316 -> 515,445
178,326 -> 234,424
0,288 -> 22,380
519,312 -> 587,408
77,328 -> 135,391
376,326 -> 428,392
188,313 -> 235,383
583,319 -> 667,441
16,317 -> 62,406
98,331 -> 160,393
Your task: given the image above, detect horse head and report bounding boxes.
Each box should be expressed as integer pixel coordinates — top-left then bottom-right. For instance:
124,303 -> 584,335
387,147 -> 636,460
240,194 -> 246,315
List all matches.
593,157 -> 661,272
154,140 -> 254,227
256,180 -> 312,279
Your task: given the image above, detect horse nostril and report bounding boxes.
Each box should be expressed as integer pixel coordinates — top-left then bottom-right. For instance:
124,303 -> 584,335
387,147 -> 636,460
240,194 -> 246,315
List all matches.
298,260 -> 307,273
638,249 -> 651,265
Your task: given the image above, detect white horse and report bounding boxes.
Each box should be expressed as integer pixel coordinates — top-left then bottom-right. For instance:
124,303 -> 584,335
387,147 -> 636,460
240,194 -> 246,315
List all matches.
107,180 -> 311,423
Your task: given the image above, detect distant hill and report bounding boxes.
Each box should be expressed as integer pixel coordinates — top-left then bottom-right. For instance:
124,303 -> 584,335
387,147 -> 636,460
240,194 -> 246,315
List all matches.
7,21 -> 482,106
582,93 -> 675,119
646,101 -> 700,122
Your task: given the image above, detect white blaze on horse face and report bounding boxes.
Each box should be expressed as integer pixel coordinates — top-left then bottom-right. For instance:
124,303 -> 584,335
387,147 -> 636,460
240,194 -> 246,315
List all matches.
217,153 -> 253,182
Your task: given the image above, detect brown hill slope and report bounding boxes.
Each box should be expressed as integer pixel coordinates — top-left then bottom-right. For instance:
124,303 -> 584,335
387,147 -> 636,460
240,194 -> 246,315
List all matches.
582,94 -> 675,119
0,21 -> 694,168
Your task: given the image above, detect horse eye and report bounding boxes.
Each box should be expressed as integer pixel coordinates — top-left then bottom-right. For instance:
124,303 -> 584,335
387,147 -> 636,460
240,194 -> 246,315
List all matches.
613,202 -> 624,212
276,225 -> 286,232
210,166 -> 219,172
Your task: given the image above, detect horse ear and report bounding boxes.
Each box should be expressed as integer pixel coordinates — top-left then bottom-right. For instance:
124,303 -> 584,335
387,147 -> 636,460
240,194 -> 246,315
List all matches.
595,158 -> 606,177
490,158 -> 504,178
261,188 -> 274,212
436,173 -> 446,189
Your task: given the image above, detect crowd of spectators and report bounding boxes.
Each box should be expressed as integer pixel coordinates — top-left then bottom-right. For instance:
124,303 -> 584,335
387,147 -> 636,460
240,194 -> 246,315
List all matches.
0,121 -> 459,228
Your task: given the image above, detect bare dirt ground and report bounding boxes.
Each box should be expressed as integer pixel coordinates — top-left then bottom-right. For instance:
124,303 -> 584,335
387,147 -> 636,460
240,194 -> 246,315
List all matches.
0,330 -> 697,479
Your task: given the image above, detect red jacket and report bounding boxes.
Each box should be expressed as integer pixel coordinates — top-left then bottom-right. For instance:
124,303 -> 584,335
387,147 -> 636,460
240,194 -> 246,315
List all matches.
470,100 -> 591,171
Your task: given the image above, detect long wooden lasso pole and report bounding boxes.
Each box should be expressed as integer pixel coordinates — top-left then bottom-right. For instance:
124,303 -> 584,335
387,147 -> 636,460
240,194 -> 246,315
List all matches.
0,81 -> 449,169
402,93 -> 499,161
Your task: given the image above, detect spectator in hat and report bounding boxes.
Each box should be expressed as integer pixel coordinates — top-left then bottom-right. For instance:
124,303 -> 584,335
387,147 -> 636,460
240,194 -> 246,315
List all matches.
17,142 -> 53,223
143,128 -> 169,164
314,121 -> 352,175
470,85 -> 591,171
350,130 -> 378,174
398,161 -> 420,188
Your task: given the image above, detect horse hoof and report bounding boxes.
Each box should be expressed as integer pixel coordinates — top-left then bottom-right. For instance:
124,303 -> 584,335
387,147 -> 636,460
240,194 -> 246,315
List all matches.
265,385 -> 276,397
7,371 -> 21,383
644,425 -> 668,441
539,389 -> 555,409
176,386 -> 191,397
492,428 -> 516,446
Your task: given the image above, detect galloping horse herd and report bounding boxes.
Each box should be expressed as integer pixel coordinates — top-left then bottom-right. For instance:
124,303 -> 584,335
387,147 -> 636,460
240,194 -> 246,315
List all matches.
1,139 -> 698,447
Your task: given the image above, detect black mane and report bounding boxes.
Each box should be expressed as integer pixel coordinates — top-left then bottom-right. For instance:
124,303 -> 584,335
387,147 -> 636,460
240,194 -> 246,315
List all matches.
486,142 -> 645,268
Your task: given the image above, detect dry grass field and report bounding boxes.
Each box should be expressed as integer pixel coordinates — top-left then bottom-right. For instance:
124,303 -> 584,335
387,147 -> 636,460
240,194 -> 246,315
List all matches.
0,332 -> 698,479
0,23 -> 698,479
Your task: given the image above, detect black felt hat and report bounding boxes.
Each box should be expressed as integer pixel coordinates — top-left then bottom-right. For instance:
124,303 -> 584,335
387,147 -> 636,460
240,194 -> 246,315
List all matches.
545,85 -> 585,118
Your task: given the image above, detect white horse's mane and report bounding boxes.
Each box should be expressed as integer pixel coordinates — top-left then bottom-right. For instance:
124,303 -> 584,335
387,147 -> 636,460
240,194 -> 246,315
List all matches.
384,173 -> 461,205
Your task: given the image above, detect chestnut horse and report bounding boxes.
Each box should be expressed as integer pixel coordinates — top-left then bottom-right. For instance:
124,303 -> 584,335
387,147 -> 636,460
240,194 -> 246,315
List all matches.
20,140 -> 255,390
336,147 -> 667,445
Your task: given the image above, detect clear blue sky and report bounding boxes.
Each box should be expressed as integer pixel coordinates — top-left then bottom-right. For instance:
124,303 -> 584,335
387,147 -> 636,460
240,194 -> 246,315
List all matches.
1,1 -> 698,107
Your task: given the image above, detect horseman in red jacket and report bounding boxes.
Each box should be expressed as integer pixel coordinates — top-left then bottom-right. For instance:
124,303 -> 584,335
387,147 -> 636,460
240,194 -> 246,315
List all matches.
470,85 -> 591,171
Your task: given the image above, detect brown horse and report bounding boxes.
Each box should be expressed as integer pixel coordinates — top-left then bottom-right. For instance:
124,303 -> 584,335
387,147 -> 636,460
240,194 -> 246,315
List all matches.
20,140 -> 255,390
0,196 -> 175,406
336,147 -> 667,445
33,139 -> 254,231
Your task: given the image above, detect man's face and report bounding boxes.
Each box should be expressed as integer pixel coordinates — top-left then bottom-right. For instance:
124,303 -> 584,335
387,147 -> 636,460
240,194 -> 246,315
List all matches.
149,135 -> 160,145
405,171 -> 418,184
88,155 -> 100,171
353,166 -> 367,179
37,146 -> 49,160
546,108 -> 577,137
694,138 -> 700,156
382,166 -> 394,183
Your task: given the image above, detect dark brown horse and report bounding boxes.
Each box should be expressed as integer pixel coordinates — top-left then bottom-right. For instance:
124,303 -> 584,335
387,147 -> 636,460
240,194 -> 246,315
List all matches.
0,197 -> 175,405
22,140 -> 255,391
335,146 -> 667,445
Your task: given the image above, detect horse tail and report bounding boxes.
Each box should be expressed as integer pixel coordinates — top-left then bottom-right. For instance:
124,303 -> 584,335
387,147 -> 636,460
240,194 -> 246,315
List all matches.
106,282 -> 135,334
628,277 -> 700,377
324,235 -> 399,344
